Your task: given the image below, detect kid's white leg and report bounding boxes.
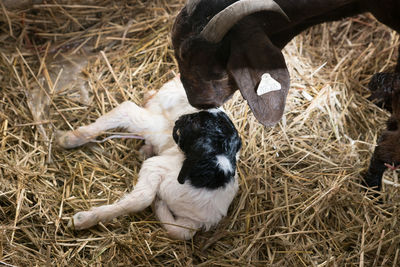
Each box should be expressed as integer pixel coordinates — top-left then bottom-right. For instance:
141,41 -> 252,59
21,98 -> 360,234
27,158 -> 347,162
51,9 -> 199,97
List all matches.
154,199 -> 200,240
71,157 -> 163,230
57,101 -> 164,148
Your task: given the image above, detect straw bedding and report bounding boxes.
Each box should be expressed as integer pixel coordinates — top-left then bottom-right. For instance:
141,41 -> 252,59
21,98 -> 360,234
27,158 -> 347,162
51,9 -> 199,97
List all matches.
1,1 -> 399,266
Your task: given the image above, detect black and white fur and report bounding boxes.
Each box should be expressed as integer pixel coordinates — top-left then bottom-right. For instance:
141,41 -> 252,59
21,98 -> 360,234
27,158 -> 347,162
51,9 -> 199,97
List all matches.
174,109 -> 241,189
57,76 -> 241,240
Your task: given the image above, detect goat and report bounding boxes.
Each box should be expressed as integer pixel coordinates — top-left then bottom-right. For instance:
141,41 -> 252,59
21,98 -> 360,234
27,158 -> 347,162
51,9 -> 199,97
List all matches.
171,0 -> 400,127
364,72 -> 400,191
57,77 -> 242,240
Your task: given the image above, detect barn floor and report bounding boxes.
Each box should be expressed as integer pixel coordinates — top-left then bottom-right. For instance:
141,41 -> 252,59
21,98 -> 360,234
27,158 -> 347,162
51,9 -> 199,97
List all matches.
1,1 -> 400,266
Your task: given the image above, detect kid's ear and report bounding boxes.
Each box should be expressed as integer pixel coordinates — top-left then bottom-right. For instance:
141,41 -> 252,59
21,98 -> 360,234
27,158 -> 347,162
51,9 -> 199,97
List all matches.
177,158 -> 193,184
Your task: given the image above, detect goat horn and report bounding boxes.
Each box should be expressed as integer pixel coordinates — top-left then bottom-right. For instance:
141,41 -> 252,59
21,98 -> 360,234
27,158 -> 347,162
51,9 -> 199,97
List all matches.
201,0 -> 288,43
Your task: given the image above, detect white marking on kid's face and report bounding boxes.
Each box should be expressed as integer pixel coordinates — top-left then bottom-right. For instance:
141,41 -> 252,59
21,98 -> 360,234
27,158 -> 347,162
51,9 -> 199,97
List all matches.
216,155 -> 233,174
256,73 -> 281,96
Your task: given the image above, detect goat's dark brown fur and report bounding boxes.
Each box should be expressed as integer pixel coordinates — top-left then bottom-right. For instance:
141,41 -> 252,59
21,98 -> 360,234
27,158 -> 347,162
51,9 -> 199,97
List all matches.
364,72 -> 400,191
173,0 -> 400,192
172,0 -> 400,126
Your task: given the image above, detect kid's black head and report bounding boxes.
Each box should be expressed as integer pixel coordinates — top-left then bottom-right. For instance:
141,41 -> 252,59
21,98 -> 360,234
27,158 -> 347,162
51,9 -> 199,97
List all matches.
173,109 -> 241,189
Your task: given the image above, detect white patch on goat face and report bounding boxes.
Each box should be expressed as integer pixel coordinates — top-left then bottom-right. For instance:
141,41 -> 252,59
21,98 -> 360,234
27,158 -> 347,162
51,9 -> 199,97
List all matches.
256,73 -> 281,96
216,155 -> 233,174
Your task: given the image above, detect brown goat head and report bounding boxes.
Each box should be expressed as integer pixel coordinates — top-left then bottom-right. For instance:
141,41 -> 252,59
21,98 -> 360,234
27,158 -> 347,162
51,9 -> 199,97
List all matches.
172,0 -> 290,126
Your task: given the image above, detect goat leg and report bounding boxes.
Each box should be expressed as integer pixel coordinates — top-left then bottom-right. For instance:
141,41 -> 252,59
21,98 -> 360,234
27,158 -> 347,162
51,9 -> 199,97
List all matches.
367,73 -> 400,111
396,44 -> 400,73
364,152 -> 386,192
154,199 -> 199,240
56,101 -> 163,148
70,156 -> 163,230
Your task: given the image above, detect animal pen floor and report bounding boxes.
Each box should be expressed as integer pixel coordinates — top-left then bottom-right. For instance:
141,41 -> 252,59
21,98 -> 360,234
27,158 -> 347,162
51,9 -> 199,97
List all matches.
1,1 -> 400,266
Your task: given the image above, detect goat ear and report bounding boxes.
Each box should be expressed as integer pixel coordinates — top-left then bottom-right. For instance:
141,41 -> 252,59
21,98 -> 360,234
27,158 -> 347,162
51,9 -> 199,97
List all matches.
227,29 -> 290,127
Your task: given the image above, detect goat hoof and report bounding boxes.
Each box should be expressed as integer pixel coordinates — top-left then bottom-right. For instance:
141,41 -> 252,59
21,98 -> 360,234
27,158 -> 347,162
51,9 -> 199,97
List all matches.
55,130 -> 89,149
70,211 -> 99,230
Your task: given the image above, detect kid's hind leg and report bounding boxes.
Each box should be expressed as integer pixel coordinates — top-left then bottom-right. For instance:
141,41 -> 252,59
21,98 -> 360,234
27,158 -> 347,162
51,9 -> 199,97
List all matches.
57,101 -> 164,149
154,199 -> 200,240
70,157 -> 163,230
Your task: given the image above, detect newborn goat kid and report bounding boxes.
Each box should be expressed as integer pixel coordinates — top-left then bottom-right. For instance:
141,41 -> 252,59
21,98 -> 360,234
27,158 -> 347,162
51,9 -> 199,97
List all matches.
57,77 -> 241,240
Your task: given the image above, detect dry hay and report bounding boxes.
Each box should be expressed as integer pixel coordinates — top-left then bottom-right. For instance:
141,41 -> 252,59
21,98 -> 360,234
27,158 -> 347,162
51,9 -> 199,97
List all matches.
1,1 -> 400,266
